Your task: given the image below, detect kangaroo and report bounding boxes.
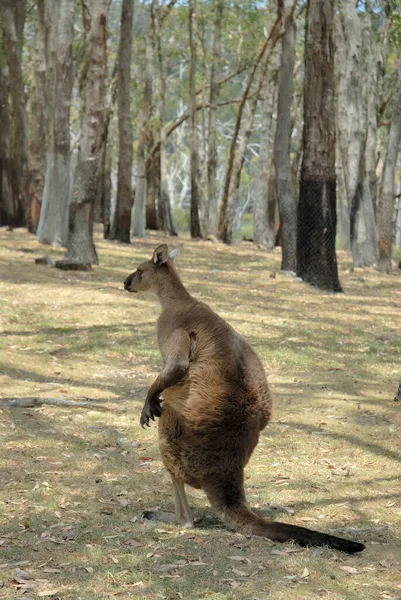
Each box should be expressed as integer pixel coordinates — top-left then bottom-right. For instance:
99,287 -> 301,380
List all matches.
123,244 -> 364,554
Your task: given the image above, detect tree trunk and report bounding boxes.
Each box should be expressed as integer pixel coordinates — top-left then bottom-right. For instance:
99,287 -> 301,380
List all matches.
36,0 -> 75,247
377,56 -> 401,273
98,66 -> 118,235
297,0 -> 342,292
132,8 -> 153,238
146,142 -> 160,230
189,0 -> 202,238
336,0 -> 377,268
253,62 -> 279,249
152,0 -> 176,236
27,0 -> 46,233
0,35 -> 13,227
274,0 -> 297,271
204,0 -> 224,236
0,0 -> 28,227
66,0 -> 110,264
101,116 -> 115,239
114,0 -> 134,243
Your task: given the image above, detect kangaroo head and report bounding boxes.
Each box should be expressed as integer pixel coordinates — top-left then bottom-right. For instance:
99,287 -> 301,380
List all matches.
124,244 -> 181,293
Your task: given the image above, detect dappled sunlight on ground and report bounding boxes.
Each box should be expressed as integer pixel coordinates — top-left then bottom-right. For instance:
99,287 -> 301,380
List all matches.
0,227 -> 400,600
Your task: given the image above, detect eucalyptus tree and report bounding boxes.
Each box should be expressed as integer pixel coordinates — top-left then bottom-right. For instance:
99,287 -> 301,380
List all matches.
27,0 -> 46,233
113,0 -> 134,243
36,0 -> 75,247
377,55 -> 401,272
336,0 -> 377,267
274,0 -> 297,271
189,0 -> 202,238
0,0 -> 28,227
297,0 -> 342,291
65,0 -> 111,265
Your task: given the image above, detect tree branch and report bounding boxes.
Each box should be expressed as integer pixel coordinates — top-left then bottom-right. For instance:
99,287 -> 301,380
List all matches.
0,397 -> 117,410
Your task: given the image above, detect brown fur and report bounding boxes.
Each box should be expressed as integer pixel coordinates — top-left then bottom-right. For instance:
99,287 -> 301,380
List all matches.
123,245 -> 364,553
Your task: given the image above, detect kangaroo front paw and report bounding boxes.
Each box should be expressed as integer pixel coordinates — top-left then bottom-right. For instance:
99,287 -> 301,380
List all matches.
140,396 -> 164,428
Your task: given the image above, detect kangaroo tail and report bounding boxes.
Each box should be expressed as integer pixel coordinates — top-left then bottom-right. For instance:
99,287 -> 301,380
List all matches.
220,502 -> 364,554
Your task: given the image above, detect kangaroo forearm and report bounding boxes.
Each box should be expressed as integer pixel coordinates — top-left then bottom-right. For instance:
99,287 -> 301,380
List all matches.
148,361 -> 189,398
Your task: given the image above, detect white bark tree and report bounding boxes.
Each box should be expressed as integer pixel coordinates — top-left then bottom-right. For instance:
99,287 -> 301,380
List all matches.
36,0 -> 75,247
65,0 -> 110,265
336,0 -> 377,267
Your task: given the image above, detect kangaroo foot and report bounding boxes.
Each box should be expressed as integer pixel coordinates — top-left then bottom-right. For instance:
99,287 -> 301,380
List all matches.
142,510 -> 194,529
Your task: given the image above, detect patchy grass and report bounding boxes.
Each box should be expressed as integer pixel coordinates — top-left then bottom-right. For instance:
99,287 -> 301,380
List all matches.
0,226 -> 400,600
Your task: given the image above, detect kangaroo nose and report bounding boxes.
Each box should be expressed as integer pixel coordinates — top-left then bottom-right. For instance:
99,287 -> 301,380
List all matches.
124,276 -> 131,290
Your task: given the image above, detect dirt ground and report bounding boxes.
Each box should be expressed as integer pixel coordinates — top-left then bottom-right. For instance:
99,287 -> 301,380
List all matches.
0,227 -> 400,600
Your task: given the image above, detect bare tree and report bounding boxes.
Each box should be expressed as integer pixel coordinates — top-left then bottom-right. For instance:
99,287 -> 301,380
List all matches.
297,0 -> 342,292
377,56 -> 401,273
36,0 -> 75,247
65,0 -> 110,265
113,0 -> 134,243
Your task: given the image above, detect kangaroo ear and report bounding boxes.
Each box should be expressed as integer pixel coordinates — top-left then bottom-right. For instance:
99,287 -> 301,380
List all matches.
153,244 -> 169,265
169,245 -> 183,262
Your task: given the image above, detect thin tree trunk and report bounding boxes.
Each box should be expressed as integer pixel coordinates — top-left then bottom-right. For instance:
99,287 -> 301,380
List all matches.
0,0 -> 28,227
146,141 -> 160,230
101,114 -> 115,239
274,0 -> 297,271
114,0 -> 134,243
98,65 -> 118,235
152,0 -> 176,236
132,9 -> 153,238
27,0 -> 46,233
377,56 -> 401,273
65,0 -> 110,265
204,0 -> 224,236
253,58 -> 279,249
36,0 -> 75,247
297,0 -> 342,292
189,0 -> 202,238
0,34 -> 13,227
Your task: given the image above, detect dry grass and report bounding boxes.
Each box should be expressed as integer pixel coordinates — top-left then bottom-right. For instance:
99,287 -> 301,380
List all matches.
0,226 -> 400,600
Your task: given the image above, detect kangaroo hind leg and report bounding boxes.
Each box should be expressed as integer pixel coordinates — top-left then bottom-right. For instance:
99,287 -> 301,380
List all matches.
143,475 -> 194,528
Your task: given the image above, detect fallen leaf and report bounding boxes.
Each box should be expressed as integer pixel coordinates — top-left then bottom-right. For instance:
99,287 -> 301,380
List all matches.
379,559 -> 393,569
231,568 -> 248,577
227,556 -> 246,562
158,564 -> 180,572
37,589 -> 61,597
43,569 -> 61,574
300,567 -> 310,578
339,566 -> 359,574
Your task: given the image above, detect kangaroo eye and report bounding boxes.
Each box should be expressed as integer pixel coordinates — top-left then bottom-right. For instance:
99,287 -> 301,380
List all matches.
137,269 -> 142,277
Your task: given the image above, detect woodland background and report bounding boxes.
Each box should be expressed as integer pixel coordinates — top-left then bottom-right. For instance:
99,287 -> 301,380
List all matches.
1,0 -> 401,292
1,2 -> 401,598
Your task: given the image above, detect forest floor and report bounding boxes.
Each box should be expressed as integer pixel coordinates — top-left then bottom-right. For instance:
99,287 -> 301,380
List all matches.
0,227 -> 400,600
